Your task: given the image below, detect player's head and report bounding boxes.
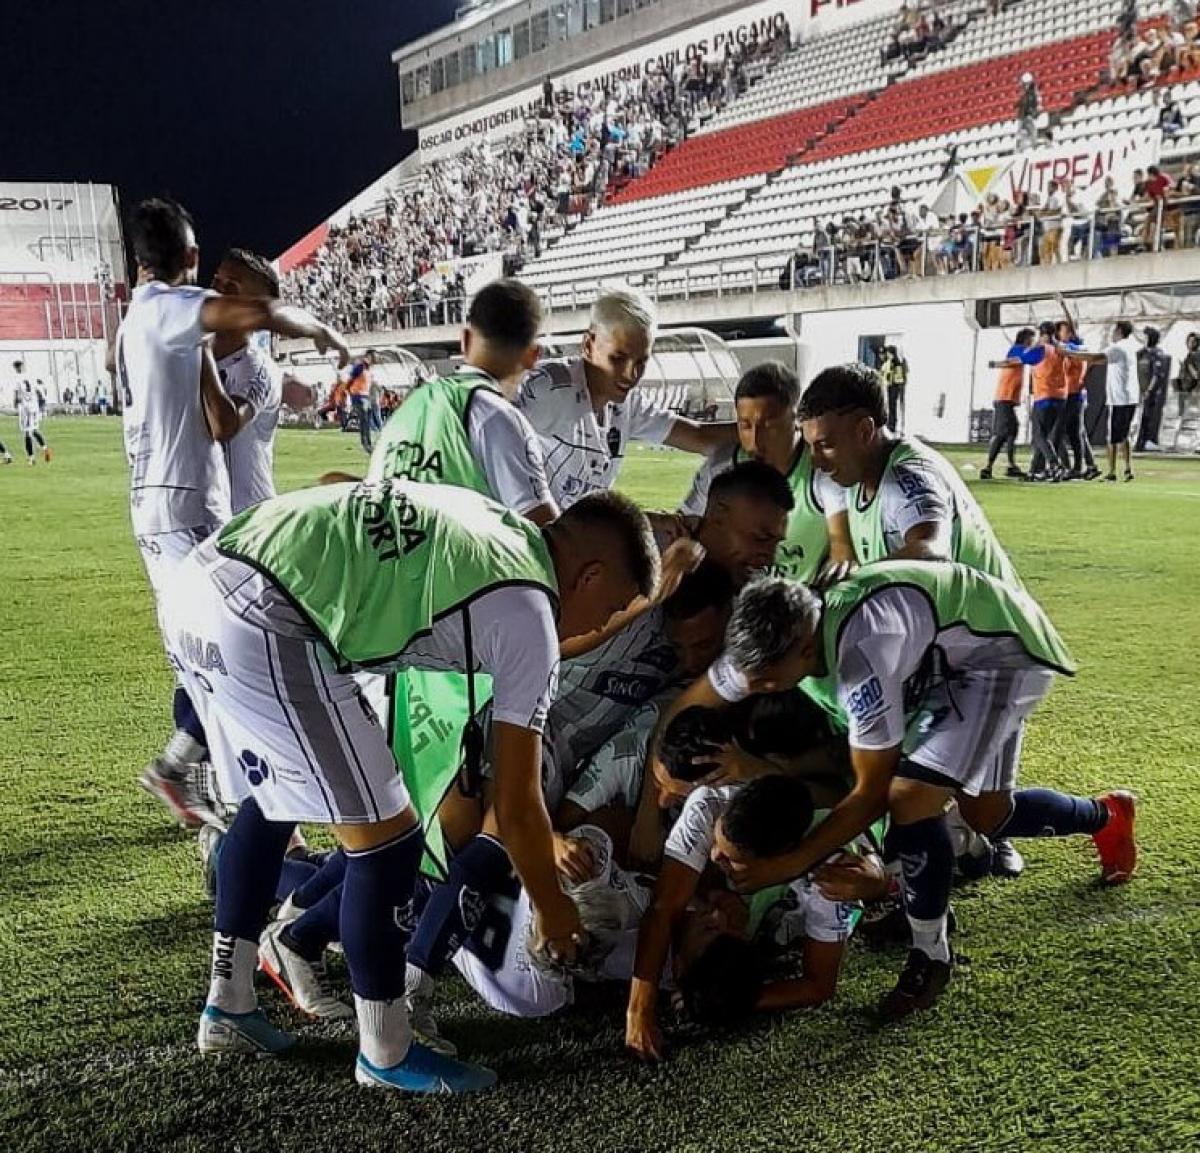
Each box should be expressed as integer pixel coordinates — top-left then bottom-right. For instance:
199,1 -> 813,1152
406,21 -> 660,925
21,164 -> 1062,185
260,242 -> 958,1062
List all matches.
1114,319 -> 1134,341
734,362 -> 801,469
676,931 -> 764,1027
1037,321 -> 1056,341
582,288 -> 656,406
1144,326 -> 1161,348
698,462 -> 793,586
662,560 -> 735,678
463,279 -> 544,386
212,248 -> 279,299
660,706 -> 734,782
724,575 -> 824,693
712,775 -> 816,878
130,198 -> 198,285
545,491 -> 660,644
1054,320 -> 1075,342
798,362 -> 888,487
1187,332 -> 1200,352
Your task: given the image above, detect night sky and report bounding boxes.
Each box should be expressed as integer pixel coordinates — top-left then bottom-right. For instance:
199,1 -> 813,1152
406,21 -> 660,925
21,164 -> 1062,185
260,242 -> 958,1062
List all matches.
0,1 -> 459,274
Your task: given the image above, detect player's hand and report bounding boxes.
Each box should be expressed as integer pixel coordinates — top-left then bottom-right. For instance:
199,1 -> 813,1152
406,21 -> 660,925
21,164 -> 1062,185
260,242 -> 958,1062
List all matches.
813,852 -> 888,902
697,742 -> 771,788
625,1009 -> 665,1063
813,557 -> 857,589
553,832 -> 597,884
652,537 -> 706,604
532,892 -> 585,968
315,324 -> 351,368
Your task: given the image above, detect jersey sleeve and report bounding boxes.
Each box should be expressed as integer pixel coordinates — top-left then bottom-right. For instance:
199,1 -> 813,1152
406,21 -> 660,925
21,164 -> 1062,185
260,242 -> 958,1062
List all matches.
663,786 -> 729,873
159,287 -> 216,352
627,390 -> 676,445
514,360 -> 575,435
467,389 -> 554,514
882,458 -> 955,544
233,348 -> 278,416
834,587 -> 937,749
474,586 -> 560,733
813,468 -> 847,515
707,654 -> 752,703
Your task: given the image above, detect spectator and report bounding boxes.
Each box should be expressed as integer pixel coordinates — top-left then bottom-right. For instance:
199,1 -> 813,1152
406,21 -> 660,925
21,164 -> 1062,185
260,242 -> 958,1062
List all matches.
1175,331 -> 1200,420
1064,320 -> 1141,482
1016,73 -> 1041,151
1141,164 -> 1175,248
1157,91 -> 1185,139
1136,327 -> 1171,451
1039,180 -> 1065,265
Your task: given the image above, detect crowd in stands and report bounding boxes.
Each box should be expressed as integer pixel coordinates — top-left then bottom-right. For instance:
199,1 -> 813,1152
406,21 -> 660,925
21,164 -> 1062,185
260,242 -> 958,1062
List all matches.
781,159 -> 1200,290
283,22 -> 791,332
1111,0 -> 1200,87
883,2 -> 952,65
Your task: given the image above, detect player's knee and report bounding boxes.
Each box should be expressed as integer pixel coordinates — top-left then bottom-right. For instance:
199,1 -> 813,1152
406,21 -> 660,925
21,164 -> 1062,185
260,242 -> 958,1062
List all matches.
334,806 -> 420,853
957,791 -> 1013,837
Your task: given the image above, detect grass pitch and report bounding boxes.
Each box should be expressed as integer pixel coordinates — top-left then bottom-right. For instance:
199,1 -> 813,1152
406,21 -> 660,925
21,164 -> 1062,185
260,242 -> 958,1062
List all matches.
1,417 -> 1198,1153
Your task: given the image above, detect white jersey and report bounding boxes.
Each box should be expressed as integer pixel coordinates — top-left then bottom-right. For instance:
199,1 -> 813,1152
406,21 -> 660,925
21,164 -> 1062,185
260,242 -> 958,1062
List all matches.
515,357 -> 675,508
664,786 -> 862,945
209,542 -> 560,734
856,449 -> 958,558
452,827 -> 655,1017
218,343 -> 282,514
117,282 -> 231,536
565,696 -> 665,813
17,386 -> 40,433
461,380 -> 553,514
679,443 -> 846,519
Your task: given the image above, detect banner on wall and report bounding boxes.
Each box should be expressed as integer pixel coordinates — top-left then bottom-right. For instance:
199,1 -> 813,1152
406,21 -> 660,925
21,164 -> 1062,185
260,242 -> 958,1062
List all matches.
937,133 -> 1163,213
804,0 -> 901,38
419,252 -> 504,295
417,0 -> 803,162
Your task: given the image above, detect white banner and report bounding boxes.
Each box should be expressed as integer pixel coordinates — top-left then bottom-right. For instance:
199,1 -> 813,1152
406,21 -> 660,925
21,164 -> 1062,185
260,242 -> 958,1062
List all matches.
420,252 -> 504,296
0,182 -> 124,282
959,133 -> 1162,208
804,0 -> 900,38
418,0 -> 803,162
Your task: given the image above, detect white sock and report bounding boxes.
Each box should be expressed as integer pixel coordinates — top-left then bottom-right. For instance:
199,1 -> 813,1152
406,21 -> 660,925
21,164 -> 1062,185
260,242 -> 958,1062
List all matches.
355,994 -> 413,1069
164,729 -> 205,767
405,963 -> 433,999
206,934 -> 259,1014
907,914 -> 951,964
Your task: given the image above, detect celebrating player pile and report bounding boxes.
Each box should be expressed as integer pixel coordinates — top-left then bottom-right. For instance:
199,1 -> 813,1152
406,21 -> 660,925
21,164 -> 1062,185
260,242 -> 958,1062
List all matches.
120,244 -> 1137,1093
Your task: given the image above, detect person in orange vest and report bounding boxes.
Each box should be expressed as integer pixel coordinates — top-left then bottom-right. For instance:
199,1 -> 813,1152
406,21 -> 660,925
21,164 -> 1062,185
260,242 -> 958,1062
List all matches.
1057,320 -> 1101,480
345,349 -> 377,453
1027,322 -> 1068,481
981,327 -> 1038,480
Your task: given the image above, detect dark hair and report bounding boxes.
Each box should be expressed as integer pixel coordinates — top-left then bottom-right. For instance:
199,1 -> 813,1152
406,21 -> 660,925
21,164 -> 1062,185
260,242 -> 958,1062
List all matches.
1038,321 -> 1057,337
222,248 -> 280,298
556,490 -> 659,598
130,197 -> 195,280
720,775 -> 815,858
1115,320 -> 1134,339
797,362 -> 887,427
735,361 -> 800,410
466,278 -> 543,352
707,460 -> 795,515
725,575 -> 821,673
1054,320 -> 1075,339
738,688 -> 831,758
663,559 -> 735,623
660,707 -> 732,782
1015,327 -> 1036,345
1187,332 -> 1199,349
1144,326 -> 1161,346
678,934 -> 764,1025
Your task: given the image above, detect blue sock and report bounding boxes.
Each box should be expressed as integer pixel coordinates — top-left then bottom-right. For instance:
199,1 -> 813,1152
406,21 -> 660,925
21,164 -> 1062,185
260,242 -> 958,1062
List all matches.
284,885 -> 343,962
214,798 -> 296,941
890,815 -> 955,921
340,825 -> 424,1001
992,789 -> 1107,838
172,686 -> 207,747
275,856 -> 319,902
292,849 -> 347,908
407,834 -> 511,976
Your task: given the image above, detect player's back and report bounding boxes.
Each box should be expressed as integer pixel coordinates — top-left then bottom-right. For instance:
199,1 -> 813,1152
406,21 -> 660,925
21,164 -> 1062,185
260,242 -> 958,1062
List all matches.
117,282 -> 231,535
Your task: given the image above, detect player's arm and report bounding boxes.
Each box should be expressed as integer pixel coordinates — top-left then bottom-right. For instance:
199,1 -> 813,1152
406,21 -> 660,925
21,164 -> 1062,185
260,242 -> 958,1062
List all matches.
987,357 -> 1022,368
491,721 -> 584,959
199,297 -> 349,366
625,856 -> 700,1062
727,744 -> 898,892
888,518 -> 954,562
756,938 -> 846,1010
664,417 -> 739,456
199,344 -> 242,443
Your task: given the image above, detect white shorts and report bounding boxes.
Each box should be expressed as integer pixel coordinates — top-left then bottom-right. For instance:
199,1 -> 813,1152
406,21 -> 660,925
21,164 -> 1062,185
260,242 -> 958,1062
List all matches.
136,525 -> 215,640
901,666 -> 1055,796
19,410 -> 40,434
162,548 -> 411,825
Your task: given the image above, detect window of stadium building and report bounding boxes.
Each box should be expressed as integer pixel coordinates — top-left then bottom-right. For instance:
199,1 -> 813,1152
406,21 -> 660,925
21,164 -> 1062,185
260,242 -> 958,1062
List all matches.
514,18 -> 531,59
530,9 -> 550,52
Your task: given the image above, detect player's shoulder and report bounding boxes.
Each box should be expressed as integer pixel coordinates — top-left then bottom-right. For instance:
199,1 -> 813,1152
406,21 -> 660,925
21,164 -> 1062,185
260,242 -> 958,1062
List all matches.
520,357 -> 585,399
886,439 -> 952,498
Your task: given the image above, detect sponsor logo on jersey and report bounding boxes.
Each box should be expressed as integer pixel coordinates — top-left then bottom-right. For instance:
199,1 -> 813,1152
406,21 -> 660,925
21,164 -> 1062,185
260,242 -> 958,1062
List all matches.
593,671 -> 659,704
846,675 -> 886,724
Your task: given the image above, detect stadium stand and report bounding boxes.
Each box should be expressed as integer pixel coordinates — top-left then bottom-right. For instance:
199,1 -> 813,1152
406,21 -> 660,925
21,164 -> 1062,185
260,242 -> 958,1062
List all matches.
284,0 -> 1200,328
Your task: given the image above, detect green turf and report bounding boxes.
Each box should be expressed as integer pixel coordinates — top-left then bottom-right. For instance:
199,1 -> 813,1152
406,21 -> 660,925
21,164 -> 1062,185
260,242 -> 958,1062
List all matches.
1,417 -> 1198,1153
